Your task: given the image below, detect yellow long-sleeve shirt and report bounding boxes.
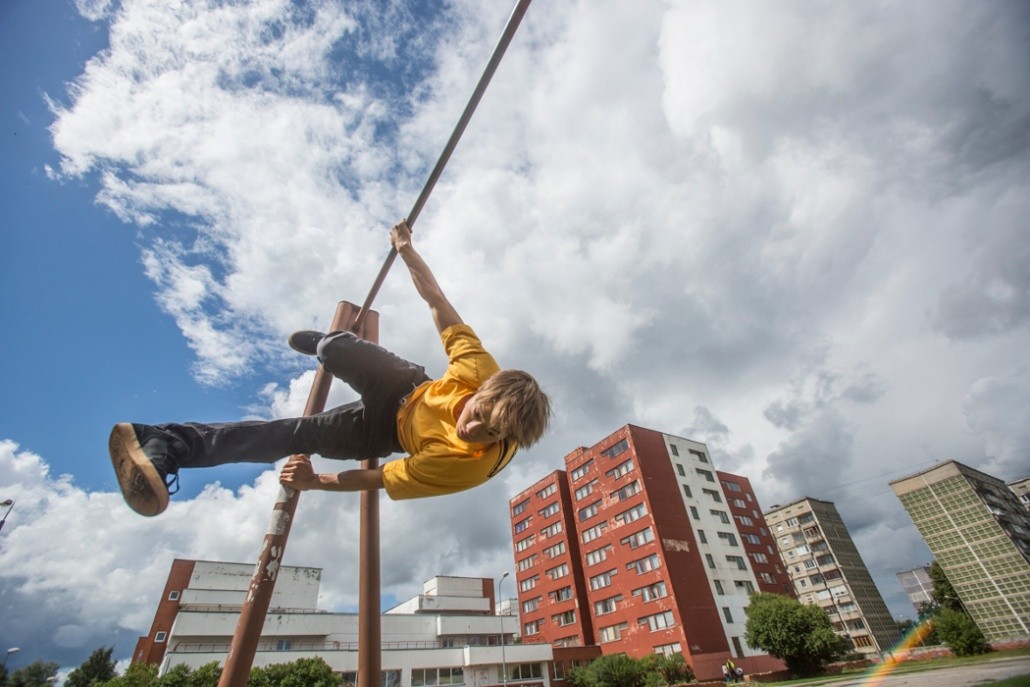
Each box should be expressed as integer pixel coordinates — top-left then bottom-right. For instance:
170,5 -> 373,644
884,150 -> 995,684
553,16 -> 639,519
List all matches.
381,324 -> 518,499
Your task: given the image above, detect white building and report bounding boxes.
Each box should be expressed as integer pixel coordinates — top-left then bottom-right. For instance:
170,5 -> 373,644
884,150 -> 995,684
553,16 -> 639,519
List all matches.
134,560 -> 591,687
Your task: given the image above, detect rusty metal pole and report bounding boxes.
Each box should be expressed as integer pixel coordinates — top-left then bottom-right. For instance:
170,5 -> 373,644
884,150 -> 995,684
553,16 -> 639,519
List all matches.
217,302 -> 378,687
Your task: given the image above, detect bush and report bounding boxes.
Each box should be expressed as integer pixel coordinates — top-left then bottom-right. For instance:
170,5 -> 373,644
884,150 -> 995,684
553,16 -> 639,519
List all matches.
933,608 -> 990,656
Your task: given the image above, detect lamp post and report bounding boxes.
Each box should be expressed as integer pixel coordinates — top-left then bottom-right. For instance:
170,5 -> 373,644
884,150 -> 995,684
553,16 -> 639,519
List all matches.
0,500 -> 13,533
499,571 -> 509,687
2,647 -> 21,670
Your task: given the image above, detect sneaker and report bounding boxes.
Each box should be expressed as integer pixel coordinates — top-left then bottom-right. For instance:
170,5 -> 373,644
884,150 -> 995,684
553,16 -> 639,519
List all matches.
288,330 -> 325,356
109,423 -> 181,516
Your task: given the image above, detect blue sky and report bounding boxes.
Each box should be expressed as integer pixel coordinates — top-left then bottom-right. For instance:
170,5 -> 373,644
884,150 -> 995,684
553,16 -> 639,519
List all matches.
2,0 -> 1029,678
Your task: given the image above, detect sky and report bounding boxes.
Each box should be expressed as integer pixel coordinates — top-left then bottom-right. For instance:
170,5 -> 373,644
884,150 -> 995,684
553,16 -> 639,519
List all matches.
2,0 -> 1029,676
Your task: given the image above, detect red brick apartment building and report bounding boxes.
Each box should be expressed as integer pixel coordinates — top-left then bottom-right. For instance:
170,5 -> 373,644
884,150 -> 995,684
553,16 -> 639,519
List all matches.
509,425 -> 793,681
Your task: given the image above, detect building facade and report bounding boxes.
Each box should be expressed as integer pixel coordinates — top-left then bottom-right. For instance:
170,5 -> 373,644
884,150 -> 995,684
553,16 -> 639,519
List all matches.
891,460 -> 1030,641
509,425 -> 791,681
895,565 -> 934,614
135,560 -> 598,686
1009,477 -> 1030,512
763,498 -> 899,656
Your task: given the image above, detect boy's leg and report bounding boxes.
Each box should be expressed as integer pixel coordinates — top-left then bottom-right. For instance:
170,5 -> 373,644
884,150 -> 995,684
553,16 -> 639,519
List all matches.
316,331 -> 430,402
110,402 -> 377,516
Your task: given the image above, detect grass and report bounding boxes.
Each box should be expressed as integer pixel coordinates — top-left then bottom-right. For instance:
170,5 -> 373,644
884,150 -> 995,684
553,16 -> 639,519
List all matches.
758,648 -> 1030,687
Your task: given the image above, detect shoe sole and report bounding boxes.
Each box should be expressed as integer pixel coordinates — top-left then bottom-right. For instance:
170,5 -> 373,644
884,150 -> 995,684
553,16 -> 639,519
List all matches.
109,423 -> 169,517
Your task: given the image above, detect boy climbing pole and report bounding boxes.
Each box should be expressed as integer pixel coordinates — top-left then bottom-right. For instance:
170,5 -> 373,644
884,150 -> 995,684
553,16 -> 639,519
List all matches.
109,219 -> 551,516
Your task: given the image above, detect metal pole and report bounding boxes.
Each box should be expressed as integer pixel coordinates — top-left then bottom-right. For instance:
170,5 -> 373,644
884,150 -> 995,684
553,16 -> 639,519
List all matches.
499,571 -> 509,687
352,0 -> 534,333
218,302 -> 377,687
0,500 -> 13,534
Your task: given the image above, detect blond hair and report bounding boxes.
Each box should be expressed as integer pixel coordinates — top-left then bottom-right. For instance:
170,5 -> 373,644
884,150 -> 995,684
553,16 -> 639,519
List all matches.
475,369 -> 551,447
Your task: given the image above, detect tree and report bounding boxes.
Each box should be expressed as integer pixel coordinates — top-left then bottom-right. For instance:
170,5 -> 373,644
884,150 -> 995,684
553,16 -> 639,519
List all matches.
96,662 -> 158,687
247,657 -> 336,687
638,653 -> 693,687
66,647 -> 118,687
933,607 -> 990,656
8,660 -> 60,687
744,592 -> 848,676
928,561 -> 962,612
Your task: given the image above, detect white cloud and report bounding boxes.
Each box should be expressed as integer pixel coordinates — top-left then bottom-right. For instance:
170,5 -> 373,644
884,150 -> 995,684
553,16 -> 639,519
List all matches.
24,0 -> 1030,670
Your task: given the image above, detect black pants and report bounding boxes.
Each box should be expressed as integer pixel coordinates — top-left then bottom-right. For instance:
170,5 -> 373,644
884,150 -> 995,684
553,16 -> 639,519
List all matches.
153,332 -> 431,469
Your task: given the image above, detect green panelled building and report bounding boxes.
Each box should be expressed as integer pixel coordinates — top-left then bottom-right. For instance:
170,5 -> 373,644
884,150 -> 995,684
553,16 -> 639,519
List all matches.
891,461 -> 1030,641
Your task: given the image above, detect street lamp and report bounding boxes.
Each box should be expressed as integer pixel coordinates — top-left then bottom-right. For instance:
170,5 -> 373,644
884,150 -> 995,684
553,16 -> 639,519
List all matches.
2,647 -> 21,670
0,500 -> 13,533
499,571 -> 510,687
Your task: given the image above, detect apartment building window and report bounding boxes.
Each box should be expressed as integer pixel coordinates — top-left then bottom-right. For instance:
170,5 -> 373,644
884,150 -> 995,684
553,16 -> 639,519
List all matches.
541,522 -> 563,538
590,569 -> 617,590
540,502 -> 560,518
705,554 -> 716,569
641,610 -> 675,631
523,596 -> 542,613
847,619 -> 866,631
690,506 -> 700,520
633,580 -> 668,602
698,529 -> 707,544
669,444 -> 679,456
547,563 -> 569,580
575,480 -> 597,500
689,448 -> 708,462
758,572 -> 776,584
613,481 -> 640,501
543,541 -> 566,558
732,499 -> 747,509
731,636 -> 745,657
734,580 -> 755,595
586,545 -> 613,566
537,483 -> 557,499
852,635 -> 874,648
621,527 -> 654,549
748,552 -> 769,564
524,620 -> 541,635
717,532 -> 739,547
579,500 -> 601,521
696,468 -> 715,482
514,517 -> 531,533
654,642 -> 682,656
744,533 -> 761,545
683,484 -> 693,498
606,459 -> 634,480
519,576 -> 538,592
594,595 -> 622,615
711,509 -> 730,523
601,439 -> 629,460
167,591 -> 180,601
703,488 -> 722,502
599,622 -> 629,643
515,535 -> 535,552
714,579 -> 724,595
721,480 -> 741,492
571,459 -> 594,481
726,555 -> 747,570
675,464 -> 686,476
582,522 -> 608,543
155,631 -> 167,643
628,553 -> 661,574
508,664 -> 544,681
412,668 -> 463,687
722,607 -> 734,623
817,554 -> 835,566
512,499 -> 529,516
552,610 -> 576,626
517,554 -> 537,572
549,586 -> 573,602
616,503 -> 648,524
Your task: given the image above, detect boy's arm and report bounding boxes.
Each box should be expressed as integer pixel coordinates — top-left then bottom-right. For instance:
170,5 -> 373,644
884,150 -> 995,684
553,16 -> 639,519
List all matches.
390,219 -> 463,334
280,455 -> 385,492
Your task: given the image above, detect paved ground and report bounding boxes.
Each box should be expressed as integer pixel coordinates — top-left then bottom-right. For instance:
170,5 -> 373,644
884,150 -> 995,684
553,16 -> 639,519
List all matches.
822,656 -> 1030,687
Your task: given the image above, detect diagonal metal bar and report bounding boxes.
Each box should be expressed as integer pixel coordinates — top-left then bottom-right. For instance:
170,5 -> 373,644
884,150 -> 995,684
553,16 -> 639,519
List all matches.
352,0 -> 534,335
